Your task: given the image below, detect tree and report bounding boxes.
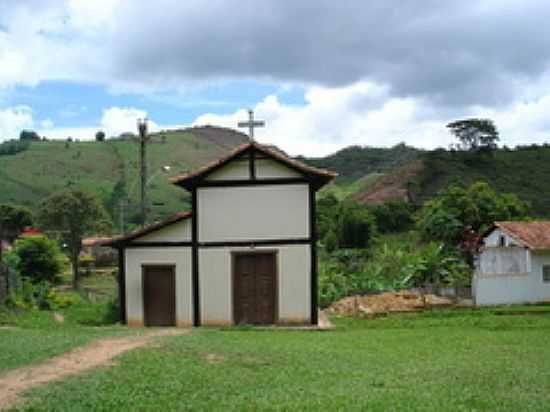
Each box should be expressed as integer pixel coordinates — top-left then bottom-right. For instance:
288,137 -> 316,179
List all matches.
370,200 -> 414,233
13,236 -> 64,283
0,204 -> 33,240
38,189 -> 111,289
447,118 -> 499,152
418,181 -> 528,245
95,130 -> 106,142
19,129 -> 40,141
0,203 -> 33,262
337,203 -> 377,249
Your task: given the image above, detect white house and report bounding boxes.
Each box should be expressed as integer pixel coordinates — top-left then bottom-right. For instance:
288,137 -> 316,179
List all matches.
106,142 -> 337,327
474,221 -> 550,305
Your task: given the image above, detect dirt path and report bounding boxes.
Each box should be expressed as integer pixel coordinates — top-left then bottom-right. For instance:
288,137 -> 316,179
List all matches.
0,329 -> 187,410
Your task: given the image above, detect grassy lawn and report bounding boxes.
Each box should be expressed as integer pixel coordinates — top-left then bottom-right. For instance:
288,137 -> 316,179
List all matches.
11,308 -> 550,411
0,300 -> 133,373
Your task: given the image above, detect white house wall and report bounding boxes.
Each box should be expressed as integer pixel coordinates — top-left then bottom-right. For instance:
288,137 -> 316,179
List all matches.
474,248 -> 550,305
125,247 -> 192,327
199,245 -> 311,326
198,184 -> 309,242
479,247 -> 530,275
134,220 -> 191,242
531,251 -> 550,302
255,159 -> 301,179
484,228 -> 522,247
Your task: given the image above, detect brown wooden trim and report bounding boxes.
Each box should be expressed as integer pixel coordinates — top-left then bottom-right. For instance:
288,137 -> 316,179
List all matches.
118,248 -> 127,324
249,148 -> 256,180
124,241 -> 192,248
197,178 -> 310,188
199,237 -> 311,248
309,184 -> 318,325
231,250 -> 278,325
191,188 -> 200,326
141,264 -> 176,327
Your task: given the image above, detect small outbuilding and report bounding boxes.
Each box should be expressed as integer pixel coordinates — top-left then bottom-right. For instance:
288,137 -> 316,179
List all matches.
106,142 -> 337,327
474,221 -> 550,305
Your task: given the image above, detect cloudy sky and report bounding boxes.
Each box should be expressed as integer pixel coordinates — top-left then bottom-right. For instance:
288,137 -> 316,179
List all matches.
1,0 -> 550,156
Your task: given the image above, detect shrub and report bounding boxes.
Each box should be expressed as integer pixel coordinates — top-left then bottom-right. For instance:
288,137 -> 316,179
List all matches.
370,200 -> 414,233
79,255 -> 95,276
0,139 -> 30,156
46,289 -> 82,310
318,239 -> 471,308
7,279 -> 51,310
13,236 -> 65,283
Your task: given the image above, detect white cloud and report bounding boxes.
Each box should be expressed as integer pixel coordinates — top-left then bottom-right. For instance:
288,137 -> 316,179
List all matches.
193,82 -> 550,156
0,106 -> 34,140
193,82 -> 450,156
99,106 -> 159,137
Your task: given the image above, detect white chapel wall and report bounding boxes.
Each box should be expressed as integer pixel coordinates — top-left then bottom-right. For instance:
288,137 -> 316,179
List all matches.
205,159 -> 249,181
134,220 -> 191,242
125,247 -> 192,327
197,184 -> 310,242
255,158 -> 301,179
198,245 -> 311,326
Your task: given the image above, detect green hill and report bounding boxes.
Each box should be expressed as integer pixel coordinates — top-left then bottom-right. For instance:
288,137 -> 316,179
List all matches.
319,144 -> 550,217
2,128 -> 550,227
0,126 -> 247,225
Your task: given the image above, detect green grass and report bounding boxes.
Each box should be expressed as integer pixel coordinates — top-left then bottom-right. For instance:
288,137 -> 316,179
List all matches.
0,303 -> 131,373
14,308 -> 550,411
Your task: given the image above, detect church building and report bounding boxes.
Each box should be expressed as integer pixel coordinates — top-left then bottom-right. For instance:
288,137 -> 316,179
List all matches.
106,141 -> 336,327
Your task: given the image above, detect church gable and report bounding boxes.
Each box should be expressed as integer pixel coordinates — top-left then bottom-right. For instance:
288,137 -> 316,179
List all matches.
170,142 -> 337,190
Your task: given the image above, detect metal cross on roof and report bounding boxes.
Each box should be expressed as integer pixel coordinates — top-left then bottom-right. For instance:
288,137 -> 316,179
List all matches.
238,109 -> 265,141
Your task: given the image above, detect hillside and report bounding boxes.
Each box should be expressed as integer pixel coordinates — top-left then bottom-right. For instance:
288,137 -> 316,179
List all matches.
303,143 -> 421,183
2,128 -> 550,226
345,145 -> 550,217
0,126 -> 248,225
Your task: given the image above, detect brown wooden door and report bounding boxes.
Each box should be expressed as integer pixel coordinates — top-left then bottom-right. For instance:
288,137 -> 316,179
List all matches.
234,253 -> 276,325
143,265 -> 176,327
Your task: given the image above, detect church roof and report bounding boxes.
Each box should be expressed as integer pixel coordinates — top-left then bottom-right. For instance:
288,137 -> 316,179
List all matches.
484,221 -> 550,250
103,211 -> 191,247
169,141 -> 337,191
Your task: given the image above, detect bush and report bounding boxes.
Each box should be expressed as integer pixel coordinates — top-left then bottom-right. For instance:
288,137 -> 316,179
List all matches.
338,203 -> 377,249
370,200 -> 414,233
79,255 -> 95,276
0,139 -> 30,156
7,279 -> 51,310
46,289 -> 82,310
318,238 -> 471,308
13,236 -> 65,283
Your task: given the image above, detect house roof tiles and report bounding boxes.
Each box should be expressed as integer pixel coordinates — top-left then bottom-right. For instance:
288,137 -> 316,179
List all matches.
488,221 -> 550,250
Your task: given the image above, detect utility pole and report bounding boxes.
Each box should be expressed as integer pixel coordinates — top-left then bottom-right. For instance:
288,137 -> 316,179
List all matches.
137,118 -> 148,226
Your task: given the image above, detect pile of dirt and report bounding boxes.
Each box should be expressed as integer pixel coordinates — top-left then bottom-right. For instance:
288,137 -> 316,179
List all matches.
326,290 -> 453,318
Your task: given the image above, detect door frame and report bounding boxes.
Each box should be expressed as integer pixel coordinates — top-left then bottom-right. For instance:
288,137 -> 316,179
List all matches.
231,250 -> 278,325
141,264 -> 176,327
